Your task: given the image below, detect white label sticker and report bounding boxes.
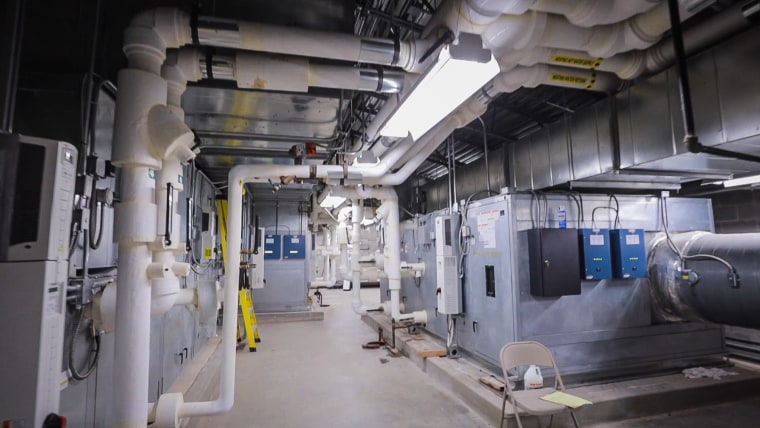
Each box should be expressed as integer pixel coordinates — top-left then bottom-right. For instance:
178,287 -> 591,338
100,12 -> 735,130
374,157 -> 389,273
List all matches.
590,234 -> 605,246
266,238 -> 274,244
626,234 -> 640,245
292,237 -> 300,243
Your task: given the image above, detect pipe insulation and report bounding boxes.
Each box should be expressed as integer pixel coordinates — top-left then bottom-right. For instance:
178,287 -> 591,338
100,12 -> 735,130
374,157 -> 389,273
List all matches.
426,0 -> 700,59
196,16 -> 429,71
464,0 -> 663,27
199,51 -> 407,93
649,231 -> 760,329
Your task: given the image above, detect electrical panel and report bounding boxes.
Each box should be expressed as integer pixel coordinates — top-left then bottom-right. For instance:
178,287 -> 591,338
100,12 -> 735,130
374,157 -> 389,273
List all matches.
435,216 -> 461,314
610,229 -> 648,278
527,228 -> 581,297
283,234 -> 306,259
264,234 -> 281,259
578,228 -> 613,280
201,212 -> 217,260
247,227 -> 266,288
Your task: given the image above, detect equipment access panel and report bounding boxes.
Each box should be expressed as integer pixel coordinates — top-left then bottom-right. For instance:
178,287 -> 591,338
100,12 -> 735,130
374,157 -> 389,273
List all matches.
527,228 -> 581,297
283,234 -> 306,259
264,234 -> 281,259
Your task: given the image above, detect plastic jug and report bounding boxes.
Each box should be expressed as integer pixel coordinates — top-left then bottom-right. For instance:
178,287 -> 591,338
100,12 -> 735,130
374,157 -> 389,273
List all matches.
524,365 -> 544,389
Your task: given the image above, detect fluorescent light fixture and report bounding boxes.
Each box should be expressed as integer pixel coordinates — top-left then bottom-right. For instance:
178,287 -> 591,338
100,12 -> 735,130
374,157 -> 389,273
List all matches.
379,33 -> 500,140
722,173 -> 760,188
320,195 -> 346,209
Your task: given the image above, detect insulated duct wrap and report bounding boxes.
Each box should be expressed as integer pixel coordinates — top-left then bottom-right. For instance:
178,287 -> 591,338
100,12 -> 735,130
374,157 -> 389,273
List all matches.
649,231 -> 760,328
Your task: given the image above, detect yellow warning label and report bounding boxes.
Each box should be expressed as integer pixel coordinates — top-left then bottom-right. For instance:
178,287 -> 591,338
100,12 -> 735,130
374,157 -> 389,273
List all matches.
551,55 -> 603,69
550,73 -> 588,85
204,247 -> 213,259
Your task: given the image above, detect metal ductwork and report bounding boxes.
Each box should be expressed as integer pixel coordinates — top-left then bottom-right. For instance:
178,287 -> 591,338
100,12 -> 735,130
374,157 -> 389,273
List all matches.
649,231 -> 760,329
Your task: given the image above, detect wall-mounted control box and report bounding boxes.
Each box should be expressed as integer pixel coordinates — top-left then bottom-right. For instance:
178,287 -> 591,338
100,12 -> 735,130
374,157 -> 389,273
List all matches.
283,234 -> 306,259
578,228 -> 613,280
610,229 -> 647,279
527,228 -> 581,297
264,234 -> 281,259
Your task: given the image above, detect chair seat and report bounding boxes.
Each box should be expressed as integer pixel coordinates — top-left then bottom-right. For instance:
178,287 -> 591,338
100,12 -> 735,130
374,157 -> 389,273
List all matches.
508,388 -> 571,415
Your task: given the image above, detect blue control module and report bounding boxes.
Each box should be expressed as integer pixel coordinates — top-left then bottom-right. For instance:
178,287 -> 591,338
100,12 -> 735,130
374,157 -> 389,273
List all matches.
264,234 -> 281,259
610,229 -> 647,279
283,234 -> 306,259
578,228 -> 613,280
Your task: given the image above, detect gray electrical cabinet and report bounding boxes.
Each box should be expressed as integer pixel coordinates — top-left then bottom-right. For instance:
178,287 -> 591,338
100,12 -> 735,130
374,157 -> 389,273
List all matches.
527,228 -> 581,297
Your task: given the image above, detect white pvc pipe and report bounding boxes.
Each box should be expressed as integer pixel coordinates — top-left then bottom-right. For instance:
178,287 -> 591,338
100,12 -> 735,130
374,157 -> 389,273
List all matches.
330,186 -> 426,323
199,19 -> 426,72
492,63 -> 623,94
111,67 -> 166,428
350,200 -> 367,314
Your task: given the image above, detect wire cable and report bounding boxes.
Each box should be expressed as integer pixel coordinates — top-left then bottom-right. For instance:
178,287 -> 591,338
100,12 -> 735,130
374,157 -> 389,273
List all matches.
68,308 -> 100,380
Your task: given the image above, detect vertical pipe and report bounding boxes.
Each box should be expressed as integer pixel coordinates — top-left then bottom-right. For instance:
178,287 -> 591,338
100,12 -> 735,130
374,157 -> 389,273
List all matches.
112,167 -> 156,427
351,200 -> 366,314
667,0 -> 699,149
476,116 -> 491,194
0,0 -> 23,133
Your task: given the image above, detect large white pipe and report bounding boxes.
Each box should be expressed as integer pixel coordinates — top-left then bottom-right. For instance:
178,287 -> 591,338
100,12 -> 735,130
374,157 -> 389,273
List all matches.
111,25 -> 170,425
466,0 -> 662,27
350,200 -> 367,315
492,63 -> 623,94
197,17 -> 428,72
229,52 -> 406,93
330,186 -> 426,323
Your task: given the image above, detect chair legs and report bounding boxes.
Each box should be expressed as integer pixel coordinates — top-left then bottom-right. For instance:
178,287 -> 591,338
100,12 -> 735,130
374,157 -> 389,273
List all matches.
570,411 -> 580,428
500,393 -> 508,428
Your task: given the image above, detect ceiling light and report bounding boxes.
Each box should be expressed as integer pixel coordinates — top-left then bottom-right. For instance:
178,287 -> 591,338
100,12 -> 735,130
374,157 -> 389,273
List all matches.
320,194 -> 346,209
379,33 -> 500,140
722,173 -> 760,188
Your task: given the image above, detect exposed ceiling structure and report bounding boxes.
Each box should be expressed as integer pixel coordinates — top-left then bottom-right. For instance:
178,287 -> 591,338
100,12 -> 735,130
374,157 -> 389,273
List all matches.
15,0 -> 759,201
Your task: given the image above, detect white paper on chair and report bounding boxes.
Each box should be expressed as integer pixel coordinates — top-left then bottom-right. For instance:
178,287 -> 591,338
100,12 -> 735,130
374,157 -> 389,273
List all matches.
539,391 -> 593,409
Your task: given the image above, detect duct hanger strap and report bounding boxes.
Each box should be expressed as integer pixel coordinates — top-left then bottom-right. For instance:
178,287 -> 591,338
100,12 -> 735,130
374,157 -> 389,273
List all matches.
667,0 -> 700,147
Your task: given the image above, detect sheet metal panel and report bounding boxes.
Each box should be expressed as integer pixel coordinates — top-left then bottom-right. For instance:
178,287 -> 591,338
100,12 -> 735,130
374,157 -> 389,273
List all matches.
399,193 -> 723,370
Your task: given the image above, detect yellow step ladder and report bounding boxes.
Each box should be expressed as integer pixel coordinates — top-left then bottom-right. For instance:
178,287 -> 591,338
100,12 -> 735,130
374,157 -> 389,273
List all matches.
217,199 -> 261,352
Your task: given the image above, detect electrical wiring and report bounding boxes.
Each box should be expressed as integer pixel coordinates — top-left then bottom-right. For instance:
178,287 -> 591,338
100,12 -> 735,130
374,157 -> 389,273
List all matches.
68,307 -> 100,380
457,189 -> 499,279
659,197 -> 739,285
591,206 -> 618,229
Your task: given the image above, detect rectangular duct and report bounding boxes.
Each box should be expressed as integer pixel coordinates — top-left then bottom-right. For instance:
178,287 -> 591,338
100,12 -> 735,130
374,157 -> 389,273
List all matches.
508,25 -> 760,191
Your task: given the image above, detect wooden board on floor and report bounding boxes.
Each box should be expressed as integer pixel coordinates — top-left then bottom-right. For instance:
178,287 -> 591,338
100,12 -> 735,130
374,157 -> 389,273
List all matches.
479,376 -> 505,392
417,349 -> 447,358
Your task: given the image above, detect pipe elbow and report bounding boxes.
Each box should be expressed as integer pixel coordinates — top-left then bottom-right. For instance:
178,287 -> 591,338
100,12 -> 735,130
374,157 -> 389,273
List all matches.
352,299 -> 368,315
130,8 -> 193,50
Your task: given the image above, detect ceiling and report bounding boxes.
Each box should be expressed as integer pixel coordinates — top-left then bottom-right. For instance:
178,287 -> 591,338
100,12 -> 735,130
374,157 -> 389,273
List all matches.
14,0 -> 752,201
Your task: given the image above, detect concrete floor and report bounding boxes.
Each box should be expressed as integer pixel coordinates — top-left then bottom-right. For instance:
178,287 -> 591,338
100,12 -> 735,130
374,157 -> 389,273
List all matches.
190,288 -> 490,428
588,396 -> 760,428
186,287 -> 760,428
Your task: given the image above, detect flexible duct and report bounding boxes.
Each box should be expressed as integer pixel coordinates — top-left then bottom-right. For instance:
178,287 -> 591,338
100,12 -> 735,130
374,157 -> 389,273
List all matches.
649,231 -> 760,328
465,0 -> 662,27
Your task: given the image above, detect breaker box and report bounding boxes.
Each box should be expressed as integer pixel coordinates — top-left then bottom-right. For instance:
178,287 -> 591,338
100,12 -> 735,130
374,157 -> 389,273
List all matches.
264,234 -> 281,259
527,228 -> 581,297
283,234 -> 306,259
435,216 -> 461,314
578,228 -> 613,280
610,229 -> 648,279
247,227 -> 266,288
